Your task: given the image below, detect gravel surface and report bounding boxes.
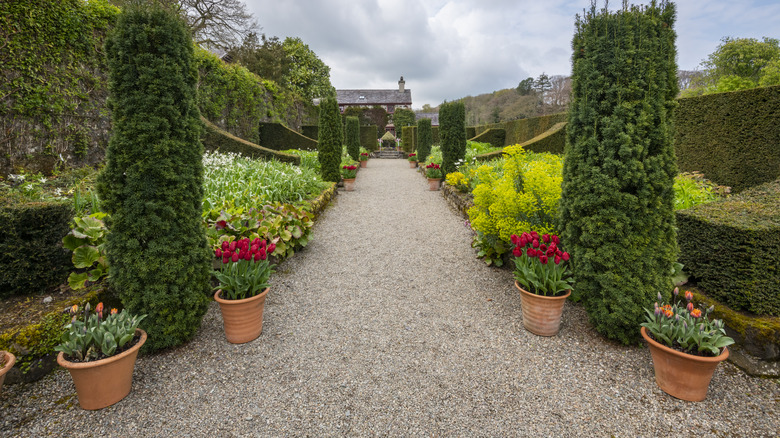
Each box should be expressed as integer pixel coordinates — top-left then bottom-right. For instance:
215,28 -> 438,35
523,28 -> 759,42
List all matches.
2,158 -> 778,437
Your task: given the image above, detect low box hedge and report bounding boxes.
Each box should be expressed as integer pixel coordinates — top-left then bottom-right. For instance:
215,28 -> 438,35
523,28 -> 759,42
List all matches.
201,117 -> 300,165
677,178 -> 780,316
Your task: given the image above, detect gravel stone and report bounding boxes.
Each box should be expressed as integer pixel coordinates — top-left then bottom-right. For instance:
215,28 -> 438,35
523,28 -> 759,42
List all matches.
1,159 -> 778,437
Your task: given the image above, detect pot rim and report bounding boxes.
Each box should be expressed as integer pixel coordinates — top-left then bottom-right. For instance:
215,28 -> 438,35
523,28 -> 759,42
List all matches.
57,328 -> 147,370
640,326 -> 729,363
514,281 -> 571,300
0,350 -> 16,373
214,287 -> 270,305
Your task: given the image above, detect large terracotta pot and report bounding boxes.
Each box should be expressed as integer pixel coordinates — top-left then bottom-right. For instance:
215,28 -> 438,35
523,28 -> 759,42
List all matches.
360,160 -> 367,168
215,288 -> 269,344
640,326 -> 729,402
343,178 -> 356,191
57,329 -> 146,410
409,161 -> 418,168
515,281 -> 570,336
0,350 -> 16,394
428,178 -> 441,191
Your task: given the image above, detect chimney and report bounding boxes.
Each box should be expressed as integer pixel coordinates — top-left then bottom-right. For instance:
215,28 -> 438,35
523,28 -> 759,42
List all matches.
399,76 -> 405,93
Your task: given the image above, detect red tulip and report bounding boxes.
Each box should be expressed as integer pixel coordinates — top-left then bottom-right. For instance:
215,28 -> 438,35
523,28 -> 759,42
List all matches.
259,248 -> 267,260
222,255 -> 230,264
527,248 -> 537,258
231,253 -> 239,262
542,234 -> 550,243
513,246 -> 522,257
229,241 -> 237,252
260,240 -> 267,249
510,234 -> 520,245
519,235 -> 528,247
531,231 -> 539,240
540,244 -> 547,252
215,248 -> 222,258
556,250 -> 563,257
244,251 -> 252,261
221,241 -> 229,251
253,251 -> 262,262
562,252 -> 570,261
215,220 -> 227,230
532,239 -> 539,248
552,235 -> 560,245
539,255 -> 548,264
251,244 -> 259,253
268,243 -> 276,254
554,255 -> 561,264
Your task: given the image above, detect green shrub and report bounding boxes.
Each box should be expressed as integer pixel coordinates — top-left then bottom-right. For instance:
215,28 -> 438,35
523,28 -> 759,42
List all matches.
417,118 -> 433,163
469,128 -> 505,148
317,97 -> 342,182
677,179 -> 780,316
401,126 -> 415,154
0,201 -> 73,297
258,122 -> 318,151
201,117 -> 300,165
559,2 -> 679,345
360,125 -> 378,151
440,101 -> 467,176
99,5 -> 210,352
345,116 -> 360,161
675,85 -> 780,193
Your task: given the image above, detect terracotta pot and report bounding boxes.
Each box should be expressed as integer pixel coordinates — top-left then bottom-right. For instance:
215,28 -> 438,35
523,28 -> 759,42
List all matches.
360,160 -> 367,168
57,329 -> 146,410
409,161 -> 417,168
0,350 -> 16,394
215,288 -> 269,344
428,178 -> 441,191
343,178 -> 356,191
515,282 -> 570,336
641,326 -> 728,402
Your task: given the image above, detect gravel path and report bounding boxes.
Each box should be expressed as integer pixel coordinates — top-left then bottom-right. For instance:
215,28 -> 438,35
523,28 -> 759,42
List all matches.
2,158 -> 778,437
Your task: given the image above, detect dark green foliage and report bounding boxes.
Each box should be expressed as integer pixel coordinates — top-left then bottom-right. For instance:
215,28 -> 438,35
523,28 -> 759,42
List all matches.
677,179 -> 780,316
432,126 -> 440,145
392,108 -> 416,132
469,128 -> 505,148
675,85 -> 780,193
0,201 -> 72,297
416,118 -> 433,163
345,116 -> 360,161
559,2 -> 679,345
258,122 -> 318,151
98,6 -> 210,352
360,125 -> 379,151
401,126 -> 415,154
202,118 -> 300,164
439,101 -> 467,175
466,127 -> 477,140
317,97 -> 343,182
302,125 -> 318,140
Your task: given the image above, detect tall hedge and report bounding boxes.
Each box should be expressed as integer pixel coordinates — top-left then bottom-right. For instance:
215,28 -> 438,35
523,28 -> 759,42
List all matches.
98,6 -> 210,352
559,1 -> 679,345
440,101 -> 466,175
416,118 -> 433,163
401,126 -> 415,154
317,97 -> 342,182
345,116 -> 360,161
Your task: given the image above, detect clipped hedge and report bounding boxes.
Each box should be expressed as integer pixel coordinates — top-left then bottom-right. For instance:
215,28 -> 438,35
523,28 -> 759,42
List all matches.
432,126 -> 440,145
476,121 -> 568,161
401,126 -> 415,153
360,125 -> 379,151
302,125 -> 318,140
677,178 -> 780,316
0,201 -> 72,297
201,117 -> 300,165
468,128 -> 505,148
258,122 -> 318,151
675,85 -> 780,193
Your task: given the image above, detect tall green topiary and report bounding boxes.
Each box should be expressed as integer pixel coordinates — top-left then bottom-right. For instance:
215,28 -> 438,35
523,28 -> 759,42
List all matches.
416,118 -> 433,163
345,116 -> 360,161
98,5 -> 210,352
439,101 -> 466,175
559,1 -> 679,345
317,97 -> 342,182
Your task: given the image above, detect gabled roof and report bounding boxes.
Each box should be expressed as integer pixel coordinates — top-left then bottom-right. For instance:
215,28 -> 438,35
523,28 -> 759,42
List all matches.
415,112 -> 439,126
337,89 -> 412,105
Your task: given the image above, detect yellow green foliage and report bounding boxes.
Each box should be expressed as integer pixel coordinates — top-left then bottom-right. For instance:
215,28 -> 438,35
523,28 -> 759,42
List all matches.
445,172 -> 469,192
468,145 -> 563,243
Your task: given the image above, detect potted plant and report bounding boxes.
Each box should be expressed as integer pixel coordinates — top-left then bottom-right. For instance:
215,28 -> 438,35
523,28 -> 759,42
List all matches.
408,153 -> 418,168
640,288 -> 734,401
359,152 -> 370,168
213,237 -> 276,343
341,165 -> 358,191
425,162 -> 443,190
55,303 -> 147,410
0,349 -> 16,394
510,231 -> 573,336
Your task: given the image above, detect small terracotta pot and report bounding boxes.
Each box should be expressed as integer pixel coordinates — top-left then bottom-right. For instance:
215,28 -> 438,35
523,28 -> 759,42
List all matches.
428,178 -> 441,191
57,329 -> 146,410
515,282 -> 570,336
343,178 -> 356,191
0,350 -> 16,394
409,161 -> 418,168
360,160 -> 367,168
215,288 -> 269,344
640,326 -> 728,402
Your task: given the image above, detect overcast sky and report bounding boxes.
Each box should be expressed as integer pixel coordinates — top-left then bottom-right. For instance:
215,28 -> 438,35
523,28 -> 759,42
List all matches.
245,0 -> 780,108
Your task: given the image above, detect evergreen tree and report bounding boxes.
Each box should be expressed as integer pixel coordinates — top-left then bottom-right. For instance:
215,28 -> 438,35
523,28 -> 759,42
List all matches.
416,118 -> 433,163
98,5 -> 210,352
439,101 -> 466,175
559,1 -> 679,345
317,97 -> 342,182
345,116 -> 360,161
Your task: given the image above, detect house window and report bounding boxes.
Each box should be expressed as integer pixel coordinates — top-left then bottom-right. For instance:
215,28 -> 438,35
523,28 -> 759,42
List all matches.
387,105 -> 395,113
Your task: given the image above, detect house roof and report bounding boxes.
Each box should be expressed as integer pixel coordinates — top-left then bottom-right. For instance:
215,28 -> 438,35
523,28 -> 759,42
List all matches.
415,112 -> 439,126
337,89 -> 412,106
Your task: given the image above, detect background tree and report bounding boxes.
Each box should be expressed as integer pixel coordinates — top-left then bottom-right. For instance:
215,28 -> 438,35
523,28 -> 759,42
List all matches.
559,1 -> 679,345
439,101 -> 466,176
227,32 -> 290,84
345,116 -> 360,161
490,106 -> 501,123
416,118 -> 433,163
317,97 -> 342,182
516,77 -> 534,95
282,37 -> 335,101
179,0 -> 257,50
392,108 -> 416,132
99,4 -> 210,352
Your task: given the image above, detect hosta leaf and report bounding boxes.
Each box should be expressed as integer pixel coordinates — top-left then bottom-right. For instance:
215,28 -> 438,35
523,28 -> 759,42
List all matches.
68,272 -> 89,290
63,234 -> 87,251
73,245 -> 101,269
